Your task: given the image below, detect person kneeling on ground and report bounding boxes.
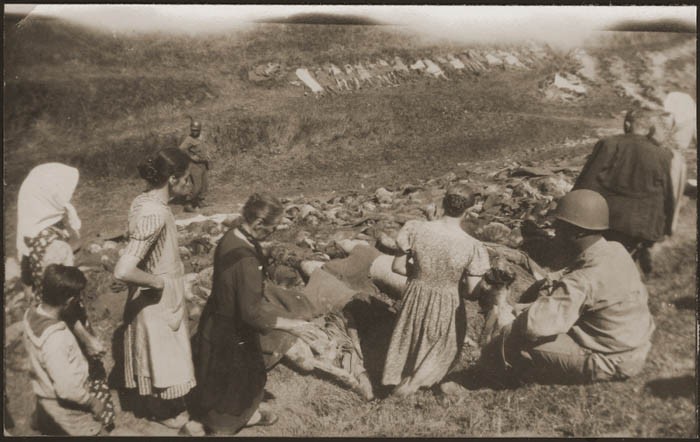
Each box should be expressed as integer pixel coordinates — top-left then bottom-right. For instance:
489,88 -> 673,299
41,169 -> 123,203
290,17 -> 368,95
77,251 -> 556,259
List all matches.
192,193 -> 324,435
23,264 -> 115,436
475,190 -> 655,386
382,184 -> 490,397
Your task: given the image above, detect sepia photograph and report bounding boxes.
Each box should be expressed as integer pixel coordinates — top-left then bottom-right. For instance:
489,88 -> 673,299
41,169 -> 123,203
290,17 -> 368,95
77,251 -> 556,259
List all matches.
3,4 -> 697,437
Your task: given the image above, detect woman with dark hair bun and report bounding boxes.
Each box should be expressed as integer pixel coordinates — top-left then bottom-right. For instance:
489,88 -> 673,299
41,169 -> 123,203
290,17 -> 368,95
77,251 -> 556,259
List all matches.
381,183 -> 491,397
136,147 -> 191,189
113,147 -> 201,434
192,192 -> 324,435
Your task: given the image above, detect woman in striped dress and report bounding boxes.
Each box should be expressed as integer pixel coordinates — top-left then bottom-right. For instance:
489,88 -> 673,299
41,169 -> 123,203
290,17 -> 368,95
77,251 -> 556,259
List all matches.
113,148 -> 199,433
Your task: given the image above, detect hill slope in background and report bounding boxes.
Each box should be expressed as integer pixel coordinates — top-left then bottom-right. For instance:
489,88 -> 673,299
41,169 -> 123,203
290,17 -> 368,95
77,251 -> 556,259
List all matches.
3,14 -> 697,438
4,17 -> 695,188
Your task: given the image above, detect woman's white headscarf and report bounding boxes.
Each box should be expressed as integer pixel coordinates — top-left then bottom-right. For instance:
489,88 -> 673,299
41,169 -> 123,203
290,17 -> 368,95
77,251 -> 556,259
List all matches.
16,163 -> 82,259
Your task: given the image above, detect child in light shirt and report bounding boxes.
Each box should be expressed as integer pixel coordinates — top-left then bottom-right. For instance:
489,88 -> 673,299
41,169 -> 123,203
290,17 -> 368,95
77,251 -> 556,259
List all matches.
23,264 -> 114,435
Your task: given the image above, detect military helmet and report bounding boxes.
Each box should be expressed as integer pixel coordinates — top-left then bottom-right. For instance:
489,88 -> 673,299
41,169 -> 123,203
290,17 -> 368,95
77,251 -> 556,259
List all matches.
553,189 -> 609,231
190,120 -> 202,131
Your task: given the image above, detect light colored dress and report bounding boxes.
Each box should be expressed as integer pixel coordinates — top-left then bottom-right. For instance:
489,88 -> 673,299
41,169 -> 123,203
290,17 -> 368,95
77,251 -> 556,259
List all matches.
382,220 -> 490,389
122,192 -> 195,399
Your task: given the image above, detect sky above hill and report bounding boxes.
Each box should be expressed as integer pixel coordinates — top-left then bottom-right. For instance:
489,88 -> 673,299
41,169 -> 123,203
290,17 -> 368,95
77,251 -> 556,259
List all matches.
5,5 -> 697,48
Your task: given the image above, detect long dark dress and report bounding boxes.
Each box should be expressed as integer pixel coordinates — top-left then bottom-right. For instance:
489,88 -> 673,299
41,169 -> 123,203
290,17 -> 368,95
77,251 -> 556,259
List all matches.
193,228 -> 292,434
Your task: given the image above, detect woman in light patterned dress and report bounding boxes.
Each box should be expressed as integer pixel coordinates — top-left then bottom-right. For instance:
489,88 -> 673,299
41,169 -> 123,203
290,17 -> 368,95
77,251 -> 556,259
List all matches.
113,148 -> 200,433
382,184 -> 491,397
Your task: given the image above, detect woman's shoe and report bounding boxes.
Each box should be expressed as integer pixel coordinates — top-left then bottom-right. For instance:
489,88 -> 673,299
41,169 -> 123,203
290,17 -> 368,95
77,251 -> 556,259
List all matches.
155,411 -> 189,429
439,381 -> 468,397
245,410 -> 278,428
390,381 -> 416,398
178,420 -> 206,436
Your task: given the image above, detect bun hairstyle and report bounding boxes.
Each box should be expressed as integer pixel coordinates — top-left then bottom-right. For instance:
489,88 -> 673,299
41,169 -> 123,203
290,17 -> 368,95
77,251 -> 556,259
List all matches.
137,148 -> 190,188
442,183 -> 478,217
242,193 -> 284,225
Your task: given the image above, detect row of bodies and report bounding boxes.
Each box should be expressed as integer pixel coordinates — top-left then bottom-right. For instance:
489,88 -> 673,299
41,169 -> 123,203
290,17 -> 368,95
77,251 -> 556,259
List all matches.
250,47 -> 552,93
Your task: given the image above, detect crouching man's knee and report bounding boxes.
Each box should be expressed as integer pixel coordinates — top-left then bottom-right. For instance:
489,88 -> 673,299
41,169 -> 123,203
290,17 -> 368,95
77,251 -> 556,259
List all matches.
498,334 -> 651,386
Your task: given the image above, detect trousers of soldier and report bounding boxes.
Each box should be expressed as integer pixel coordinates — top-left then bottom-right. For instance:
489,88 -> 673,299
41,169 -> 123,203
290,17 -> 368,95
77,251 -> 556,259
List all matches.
189,162 -> 208,203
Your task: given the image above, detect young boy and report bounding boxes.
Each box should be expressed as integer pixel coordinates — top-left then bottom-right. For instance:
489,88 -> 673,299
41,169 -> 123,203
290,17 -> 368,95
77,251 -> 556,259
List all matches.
23,264 -> 114,435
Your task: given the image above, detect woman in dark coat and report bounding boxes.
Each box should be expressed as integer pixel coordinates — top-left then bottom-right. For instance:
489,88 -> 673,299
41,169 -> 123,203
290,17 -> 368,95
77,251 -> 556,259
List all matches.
192,193 -> 322,435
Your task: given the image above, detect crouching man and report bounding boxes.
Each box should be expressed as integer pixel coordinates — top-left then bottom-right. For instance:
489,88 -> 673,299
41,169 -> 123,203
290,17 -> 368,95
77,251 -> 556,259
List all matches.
23,264 -> 115,435
478,190 -> 655,385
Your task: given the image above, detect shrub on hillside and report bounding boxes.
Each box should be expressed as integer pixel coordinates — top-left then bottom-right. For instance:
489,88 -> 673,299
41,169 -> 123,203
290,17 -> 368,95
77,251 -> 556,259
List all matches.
4,75 -> 215,134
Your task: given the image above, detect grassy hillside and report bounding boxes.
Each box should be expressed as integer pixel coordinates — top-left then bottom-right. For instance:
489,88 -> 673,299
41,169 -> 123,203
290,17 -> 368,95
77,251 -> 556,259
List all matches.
3,16 -> 692,225
1,18 -> 585,184
3,14 -> 697,438
3,16 -> 694,189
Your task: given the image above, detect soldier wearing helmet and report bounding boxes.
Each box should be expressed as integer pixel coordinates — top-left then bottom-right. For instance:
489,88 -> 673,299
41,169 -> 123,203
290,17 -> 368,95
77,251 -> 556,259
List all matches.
179,119 -> 212,212
573,108 -> 676,275
460,190 -> 655,388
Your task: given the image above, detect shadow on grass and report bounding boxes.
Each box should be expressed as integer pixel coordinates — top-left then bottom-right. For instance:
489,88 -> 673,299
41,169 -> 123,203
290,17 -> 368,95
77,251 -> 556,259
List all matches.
646,375 -> 696,400
441,365 -> 517,392
346,297 -> 396,399
520,236 -> 576,273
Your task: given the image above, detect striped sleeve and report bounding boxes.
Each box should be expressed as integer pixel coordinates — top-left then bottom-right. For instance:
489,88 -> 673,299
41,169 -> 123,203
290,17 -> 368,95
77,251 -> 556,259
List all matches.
123,209 -> 166,260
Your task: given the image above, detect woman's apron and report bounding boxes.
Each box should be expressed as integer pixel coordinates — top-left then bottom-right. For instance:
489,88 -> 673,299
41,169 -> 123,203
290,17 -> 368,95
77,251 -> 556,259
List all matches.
124,211 -> 195,396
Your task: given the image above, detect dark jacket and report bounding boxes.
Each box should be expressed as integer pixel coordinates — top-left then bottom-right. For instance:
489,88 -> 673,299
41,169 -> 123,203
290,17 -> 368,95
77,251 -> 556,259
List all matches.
193,229 -> 292,430
179,135 -> 211,166
573,134 -> 675,242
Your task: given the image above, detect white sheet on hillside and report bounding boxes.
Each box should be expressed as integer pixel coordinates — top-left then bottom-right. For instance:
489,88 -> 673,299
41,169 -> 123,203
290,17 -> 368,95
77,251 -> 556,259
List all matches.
485,53 -> 504,66
393,57 -> 409,72
296,68 -> 324,93
447,54 -> 465,70
423,59 -> 444,76
410,59 -> 426,70
503,53 -> 526,68
554,73 -> 586,94
355,64 -> 372,80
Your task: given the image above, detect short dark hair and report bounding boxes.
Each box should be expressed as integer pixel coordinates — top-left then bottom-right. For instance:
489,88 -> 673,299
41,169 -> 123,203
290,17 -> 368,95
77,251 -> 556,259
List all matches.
442,183 -> 478,217
242,193 -> 284,225
137,147 -> 190,188
42,264 -> 87,307
624,108 -> 672,143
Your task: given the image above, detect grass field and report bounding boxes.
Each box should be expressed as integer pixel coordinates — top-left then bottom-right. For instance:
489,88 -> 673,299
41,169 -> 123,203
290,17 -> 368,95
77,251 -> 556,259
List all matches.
3,15 -> 697,437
